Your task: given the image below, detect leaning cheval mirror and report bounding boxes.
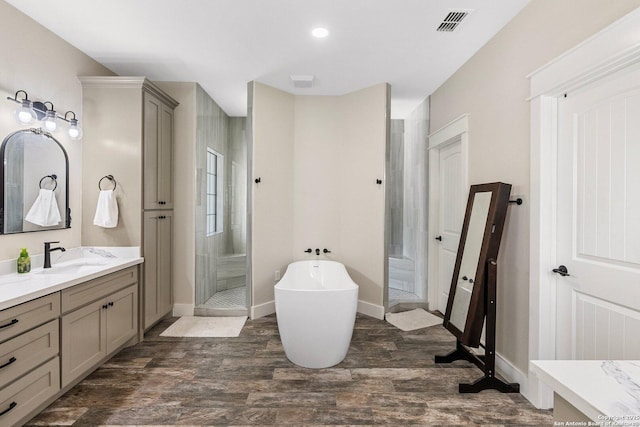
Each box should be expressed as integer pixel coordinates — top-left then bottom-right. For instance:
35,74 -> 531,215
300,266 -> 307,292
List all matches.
436,182 -> 520,393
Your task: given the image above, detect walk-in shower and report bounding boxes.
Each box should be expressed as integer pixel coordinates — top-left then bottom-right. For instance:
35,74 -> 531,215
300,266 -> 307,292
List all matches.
194,86 -> 248,316
387,97 -> 429,308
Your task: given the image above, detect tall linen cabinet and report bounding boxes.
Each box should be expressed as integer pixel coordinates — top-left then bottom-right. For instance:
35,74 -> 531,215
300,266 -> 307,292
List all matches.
80,77 -> 179,331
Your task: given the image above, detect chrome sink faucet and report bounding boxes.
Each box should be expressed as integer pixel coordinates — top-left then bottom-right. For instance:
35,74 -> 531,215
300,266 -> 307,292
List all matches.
44,241 -> 66,268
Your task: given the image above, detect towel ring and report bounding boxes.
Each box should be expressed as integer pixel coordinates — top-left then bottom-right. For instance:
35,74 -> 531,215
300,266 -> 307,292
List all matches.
98,175 -> 117,191
39,174 -> 58,191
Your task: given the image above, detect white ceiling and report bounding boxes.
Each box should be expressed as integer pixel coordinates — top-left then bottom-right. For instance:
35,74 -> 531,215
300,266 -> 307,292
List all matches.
6,0 -> 529,118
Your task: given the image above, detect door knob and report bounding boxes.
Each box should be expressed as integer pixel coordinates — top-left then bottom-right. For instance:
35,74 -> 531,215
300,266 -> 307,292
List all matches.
552,265 -> 570,277
435,236 -> 442,241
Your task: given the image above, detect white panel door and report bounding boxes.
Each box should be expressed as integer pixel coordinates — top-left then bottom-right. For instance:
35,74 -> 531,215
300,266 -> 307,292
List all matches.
436,140 -> 464,313
556,68 -> 640,359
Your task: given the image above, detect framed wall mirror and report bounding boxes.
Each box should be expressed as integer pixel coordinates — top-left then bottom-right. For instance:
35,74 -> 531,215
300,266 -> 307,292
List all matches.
0,128 -> 70,234
443,182 -> 511,347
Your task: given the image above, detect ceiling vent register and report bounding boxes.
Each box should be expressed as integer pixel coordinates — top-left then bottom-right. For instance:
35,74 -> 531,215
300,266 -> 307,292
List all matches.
437,11 -> 470,32
291,75 -> 315,88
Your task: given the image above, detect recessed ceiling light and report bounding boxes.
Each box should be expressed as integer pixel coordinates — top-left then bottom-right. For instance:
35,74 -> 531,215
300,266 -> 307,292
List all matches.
311,27 -> 329,38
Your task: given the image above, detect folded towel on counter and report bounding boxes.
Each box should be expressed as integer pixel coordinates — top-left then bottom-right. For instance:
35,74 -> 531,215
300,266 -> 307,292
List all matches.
25,189 -> 61,227
93,190 -> 119,228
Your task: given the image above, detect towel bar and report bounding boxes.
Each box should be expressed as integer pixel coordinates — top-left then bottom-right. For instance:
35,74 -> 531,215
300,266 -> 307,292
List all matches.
98,175 -> 117,190
39,174 -> 57,191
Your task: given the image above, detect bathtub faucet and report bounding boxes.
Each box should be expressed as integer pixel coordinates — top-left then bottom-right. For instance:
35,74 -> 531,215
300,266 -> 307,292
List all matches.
315,248 -> 320,256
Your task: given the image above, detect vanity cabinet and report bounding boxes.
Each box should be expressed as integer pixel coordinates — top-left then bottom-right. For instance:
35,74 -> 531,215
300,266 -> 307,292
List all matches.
80,77 -> 178,332
60,268 -> 138,388
143,211 -> 173,328
0,358 -> 59,427
0,294 -> 60,427
61,284 -> 137,387
0,265 -> 141,426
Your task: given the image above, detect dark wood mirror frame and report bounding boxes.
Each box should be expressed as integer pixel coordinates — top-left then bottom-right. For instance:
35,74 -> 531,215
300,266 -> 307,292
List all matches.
0,128 -> 71,234
442,182 -> 511,345
436,182 -> 519,394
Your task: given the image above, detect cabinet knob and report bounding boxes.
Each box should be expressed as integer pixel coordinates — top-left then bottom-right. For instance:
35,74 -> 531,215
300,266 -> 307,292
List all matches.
102,304 -> 108,309
108,301 -> 114,307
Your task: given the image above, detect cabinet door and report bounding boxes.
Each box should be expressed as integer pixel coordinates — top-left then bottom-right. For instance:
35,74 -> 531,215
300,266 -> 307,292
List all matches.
61,300 -> 106,387
158,102 -> 174,209
143,91 -> 174,210
143,211 -> 173,329
106,285 -> 138,354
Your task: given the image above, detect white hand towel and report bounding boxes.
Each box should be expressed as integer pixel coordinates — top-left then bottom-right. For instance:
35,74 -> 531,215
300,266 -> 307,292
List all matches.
25,189 -> 62,227
93,190 -> 119,228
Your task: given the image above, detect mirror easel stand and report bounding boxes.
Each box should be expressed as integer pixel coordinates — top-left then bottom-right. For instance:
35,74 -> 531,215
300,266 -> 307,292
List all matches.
435,257 -> 520,393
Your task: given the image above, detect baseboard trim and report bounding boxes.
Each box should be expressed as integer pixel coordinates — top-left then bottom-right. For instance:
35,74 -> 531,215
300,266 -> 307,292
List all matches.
172,304 -> 194,317
357,300 -> 385,319
496,351 -> 533,404
251,300 -> 275,319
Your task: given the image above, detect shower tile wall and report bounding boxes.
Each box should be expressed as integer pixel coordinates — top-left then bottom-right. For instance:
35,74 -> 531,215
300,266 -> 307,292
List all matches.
195,84 -> 229,306
389,120 -> 404,258
225,117 -> 247,255
403,97 -> 429,299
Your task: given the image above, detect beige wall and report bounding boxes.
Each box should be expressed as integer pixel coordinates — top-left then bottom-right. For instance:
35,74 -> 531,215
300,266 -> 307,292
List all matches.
252,82 -> 387,312
430,0 -> 640,373
80,84 -> 143,247
336,84 -> 387,306
155,82 -> 197,308
0,1 -> 113,260
251,83 -> 295,308
292,96 -> 342,257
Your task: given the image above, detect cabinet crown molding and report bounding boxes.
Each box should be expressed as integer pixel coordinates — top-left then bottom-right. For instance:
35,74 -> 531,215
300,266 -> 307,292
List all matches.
78,76 -> 179,108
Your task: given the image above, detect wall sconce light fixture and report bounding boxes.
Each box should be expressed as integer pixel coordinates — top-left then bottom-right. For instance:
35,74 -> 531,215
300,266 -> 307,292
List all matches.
6,89 -> 82,140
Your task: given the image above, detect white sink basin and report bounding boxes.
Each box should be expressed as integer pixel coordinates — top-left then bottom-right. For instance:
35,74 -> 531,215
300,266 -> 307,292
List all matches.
38,258 -> 114,275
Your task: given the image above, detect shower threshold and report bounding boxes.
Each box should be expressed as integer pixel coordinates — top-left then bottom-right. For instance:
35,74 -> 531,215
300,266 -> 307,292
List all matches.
194,286 -> 248,317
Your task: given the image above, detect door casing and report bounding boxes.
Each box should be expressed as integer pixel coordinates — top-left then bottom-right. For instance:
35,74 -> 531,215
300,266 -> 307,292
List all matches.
528,6 -> 640,409
427,114 -> 469,313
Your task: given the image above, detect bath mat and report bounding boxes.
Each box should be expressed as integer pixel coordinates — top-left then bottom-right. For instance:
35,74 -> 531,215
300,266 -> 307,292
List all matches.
160,316 -> 247,337
385,308 -> 442,331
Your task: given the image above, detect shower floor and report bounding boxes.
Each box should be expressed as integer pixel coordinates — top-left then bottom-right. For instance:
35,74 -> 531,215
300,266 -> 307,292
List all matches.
389,287 -> 421,305
204,286 -> 246,309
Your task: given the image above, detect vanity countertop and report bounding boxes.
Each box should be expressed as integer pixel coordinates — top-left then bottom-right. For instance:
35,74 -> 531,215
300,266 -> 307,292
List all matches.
531,360 -> 640,424
0,247 -> 143,310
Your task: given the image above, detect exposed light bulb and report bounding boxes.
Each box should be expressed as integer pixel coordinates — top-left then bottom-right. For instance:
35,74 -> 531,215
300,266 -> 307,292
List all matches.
68,119 -> 83,140
15,100 -> 37,124
311,27 -> 329,38
42,110 -> 57,132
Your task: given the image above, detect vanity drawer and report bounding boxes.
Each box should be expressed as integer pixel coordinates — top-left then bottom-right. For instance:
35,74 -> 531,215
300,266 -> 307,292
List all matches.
0,320 -> 59,389
0,357 -> 59,427
0,294 -> 60,344
61,266 -> 137,313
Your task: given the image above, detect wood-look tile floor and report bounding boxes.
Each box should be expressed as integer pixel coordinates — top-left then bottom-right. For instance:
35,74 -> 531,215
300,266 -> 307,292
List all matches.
27,314 -> 553,426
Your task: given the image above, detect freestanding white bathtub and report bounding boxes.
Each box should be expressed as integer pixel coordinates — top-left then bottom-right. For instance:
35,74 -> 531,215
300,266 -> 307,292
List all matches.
275,260 -> 359,368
